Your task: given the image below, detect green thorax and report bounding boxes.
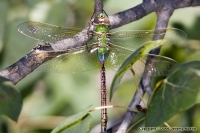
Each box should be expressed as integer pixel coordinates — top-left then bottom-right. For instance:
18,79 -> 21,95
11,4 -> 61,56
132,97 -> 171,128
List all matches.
95,25 -> 109,33
95,28 -> 110,61
93,25 -> 110,41
92,13 -> 110,62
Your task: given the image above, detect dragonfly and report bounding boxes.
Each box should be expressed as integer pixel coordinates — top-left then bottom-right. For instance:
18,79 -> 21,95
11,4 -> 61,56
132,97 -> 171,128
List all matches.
17,13 -> 186,132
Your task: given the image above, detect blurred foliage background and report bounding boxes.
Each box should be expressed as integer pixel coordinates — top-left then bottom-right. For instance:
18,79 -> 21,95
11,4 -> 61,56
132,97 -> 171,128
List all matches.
0,0 -> 200,133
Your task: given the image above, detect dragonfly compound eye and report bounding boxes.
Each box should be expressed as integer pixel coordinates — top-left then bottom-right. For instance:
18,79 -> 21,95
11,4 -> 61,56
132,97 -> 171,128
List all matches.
93,13 -> 110,26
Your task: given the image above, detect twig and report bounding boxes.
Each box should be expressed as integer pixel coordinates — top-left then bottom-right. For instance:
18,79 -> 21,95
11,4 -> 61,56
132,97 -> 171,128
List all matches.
94,0 -> 103,16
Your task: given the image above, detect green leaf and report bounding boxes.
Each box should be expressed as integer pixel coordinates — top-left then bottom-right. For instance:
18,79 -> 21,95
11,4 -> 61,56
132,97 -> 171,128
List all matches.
51,105 -> 92,133
110,40 -> 169,100
0,76 -> 22,121
145,61 -> 200,126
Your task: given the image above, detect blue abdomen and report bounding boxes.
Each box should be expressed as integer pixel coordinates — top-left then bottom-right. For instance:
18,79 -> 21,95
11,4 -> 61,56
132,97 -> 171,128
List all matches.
98,51 -> 109,61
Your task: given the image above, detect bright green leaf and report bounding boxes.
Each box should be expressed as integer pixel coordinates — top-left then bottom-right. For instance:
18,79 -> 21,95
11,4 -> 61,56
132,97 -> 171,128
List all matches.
51,105 -> 92,133
0,76 -> 22,121
145,61 -> 200,126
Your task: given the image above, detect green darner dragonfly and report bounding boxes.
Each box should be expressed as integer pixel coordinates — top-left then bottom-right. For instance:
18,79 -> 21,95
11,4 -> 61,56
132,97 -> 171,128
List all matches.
17,13 -> 186,132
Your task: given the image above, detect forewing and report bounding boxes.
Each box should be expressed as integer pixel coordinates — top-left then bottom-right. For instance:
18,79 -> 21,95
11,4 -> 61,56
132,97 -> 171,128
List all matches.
17,21 -> 83,43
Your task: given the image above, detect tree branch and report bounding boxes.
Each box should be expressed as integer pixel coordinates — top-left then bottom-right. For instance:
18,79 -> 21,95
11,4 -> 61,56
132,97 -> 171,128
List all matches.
94,0 -> 103,16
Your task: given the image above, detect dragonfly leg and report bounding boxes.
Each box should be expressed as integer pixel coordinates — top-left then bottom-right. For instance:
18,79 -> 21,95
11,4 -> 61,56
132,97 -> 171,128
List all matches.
103,10 -> 108,17
87,42 -> 99,53
85,43 -> 89,52
87,22 -> 94,36
106,33 -> 111,38
90,11 -> 96,22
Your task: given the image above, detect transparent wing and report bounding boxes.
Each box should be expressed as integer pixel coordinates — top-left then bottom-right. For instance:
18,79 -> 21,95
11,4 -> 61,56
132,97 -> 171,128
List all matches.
105,46 -> 132,70
17,21 -> 83,43
110,28 -> 187,51
35,46 -> 100,73
34,46 -> 177,75
104,45 -> 177,77
132,54 -> 178,77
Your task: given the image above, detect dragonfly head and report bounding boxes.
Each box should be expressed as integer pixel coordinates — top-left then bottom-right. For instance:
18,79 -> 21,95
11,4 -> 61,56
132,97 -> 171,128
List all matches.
93,13 -> 110,26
